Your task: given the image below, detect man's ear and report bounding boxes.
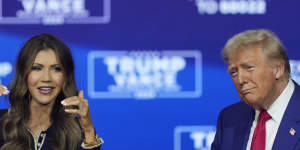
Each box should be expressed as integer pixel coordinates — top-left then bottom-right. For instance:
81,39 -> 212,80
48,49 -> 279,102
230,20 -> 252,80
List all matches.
274,60 -> 285,80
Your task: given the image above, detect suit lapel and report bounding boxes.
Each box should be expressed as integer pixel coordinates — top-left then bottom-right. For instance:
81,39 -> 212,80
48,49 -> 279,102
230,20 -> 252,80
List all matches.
272,83 -> 300,150
233,109 -> 255,150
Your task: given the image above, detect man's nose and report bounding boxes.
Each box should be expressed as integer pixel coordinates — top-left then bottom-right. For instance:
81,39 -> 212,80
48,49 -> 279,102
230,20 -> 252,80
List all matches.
237,71 -> 247,86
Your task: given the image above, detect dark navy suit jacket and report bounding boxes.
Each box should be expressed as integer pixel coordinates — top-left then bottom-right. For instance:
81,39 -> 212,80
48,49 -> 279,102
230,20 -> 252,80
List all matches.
211,82 -> 300,150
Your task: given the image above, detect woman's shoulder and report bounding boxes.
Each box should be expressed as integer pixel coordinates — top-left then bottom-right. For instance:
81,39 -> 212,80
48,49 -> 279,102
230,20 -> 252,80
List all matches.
0,109 -> 7,119
0,109 -> 7,145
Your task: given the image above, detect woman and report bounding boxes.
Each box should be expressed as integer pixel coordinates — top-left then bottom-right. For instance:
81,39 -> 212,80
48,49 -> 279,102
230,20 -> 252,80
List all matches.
0,34 -> 103,150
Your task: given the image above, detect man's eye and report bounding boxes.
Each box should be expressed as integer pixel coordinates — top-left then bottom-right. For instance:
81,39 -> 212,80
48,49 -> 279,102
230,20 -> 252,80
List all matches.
230,71 -> 237,77
247,66 -> 254,70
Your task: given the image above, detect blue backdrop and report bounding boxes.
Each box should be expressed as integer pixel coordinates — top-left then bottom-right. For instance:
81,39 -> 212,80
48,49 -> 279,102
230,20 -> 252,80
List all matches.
0,0 -> 300,150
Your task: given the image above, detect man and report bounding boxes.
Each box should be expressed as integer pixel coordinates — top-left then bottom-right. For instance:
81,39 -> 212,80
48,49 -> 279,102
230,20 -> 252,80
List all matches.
211,29 -> 300,150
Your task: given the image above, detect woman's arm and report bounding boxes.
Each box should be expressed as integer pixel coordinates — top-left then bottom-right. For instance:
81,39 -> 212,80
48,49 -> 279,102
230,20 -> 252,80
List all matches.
61,90 -> 103,150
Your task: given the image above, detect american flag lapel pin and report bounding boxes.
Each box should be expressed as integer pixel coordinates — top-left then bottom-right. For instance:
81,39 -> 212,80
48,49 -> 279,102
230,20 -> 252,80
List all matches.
290,128 -> 296,136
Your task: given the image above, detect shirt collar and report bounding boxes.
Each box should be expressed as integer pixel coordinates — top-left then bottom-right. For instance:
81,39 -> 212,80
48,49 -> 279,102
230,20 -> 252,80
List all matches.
254,79 -> 295,122
267,79 -> 295,123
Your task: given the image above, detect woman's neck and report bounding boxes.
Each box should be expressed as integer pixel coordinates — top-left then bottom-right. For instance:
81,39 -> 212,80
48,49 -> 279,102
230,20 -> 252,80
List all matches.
27,100 -> 54,137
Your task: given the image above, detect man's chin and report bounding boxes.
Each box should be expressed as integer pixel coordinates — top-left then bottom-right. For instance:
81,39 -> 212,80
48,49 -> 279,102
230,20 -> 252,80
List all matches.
242,99 -> 264,110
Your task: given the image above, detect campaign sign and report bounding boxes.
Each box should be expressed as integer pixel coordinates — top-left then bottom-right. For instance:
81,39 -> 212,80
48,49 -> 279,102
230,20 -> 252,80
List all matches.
0,0 -> 111,25
174,126 -> 216,150
290,60 -> 300,85
194,0 -> 267,15
87,50 -> 202,99
0,62 -> 12,84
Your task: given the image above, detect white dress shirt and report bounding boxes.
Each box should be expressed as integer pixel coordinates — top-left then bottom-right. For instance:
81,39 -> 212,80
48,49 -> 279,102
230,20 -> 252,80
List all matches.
246,79 -> 295,150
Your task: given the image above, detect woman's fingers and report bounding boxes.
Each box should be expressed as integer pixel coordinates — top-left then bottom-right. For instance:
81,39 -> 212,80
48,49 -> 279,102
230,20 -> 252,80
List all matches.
64,108 -> 81,114
61,91 -> 89,116
0,85 -> 9,96
61,90 -> 95,133
61,96 -> 80,106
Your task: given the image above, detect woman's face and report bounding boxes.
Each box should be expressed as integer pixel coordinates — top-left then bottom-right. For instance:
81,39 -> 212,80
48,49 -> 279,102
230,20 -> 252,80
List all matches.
27,49 -> 64,106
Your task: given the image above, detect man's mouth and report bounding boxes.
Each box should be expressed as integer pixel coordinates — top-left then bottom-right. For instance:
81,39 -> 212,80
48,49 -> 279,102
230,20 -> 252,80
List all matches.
241,88 -> 254,95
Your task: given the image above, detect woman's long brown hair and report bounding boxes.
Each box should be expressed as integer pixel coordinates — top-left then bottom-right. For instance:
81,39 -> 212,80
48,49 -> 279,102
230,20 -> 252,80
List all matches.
1,34 -> 82,150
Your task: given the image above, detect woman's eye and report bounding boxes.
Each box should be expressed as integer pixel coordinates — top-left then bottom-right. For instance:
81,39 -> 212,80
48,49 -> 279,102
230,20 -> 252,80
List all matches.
31,66 -> 41,71
54,67 -> 62,72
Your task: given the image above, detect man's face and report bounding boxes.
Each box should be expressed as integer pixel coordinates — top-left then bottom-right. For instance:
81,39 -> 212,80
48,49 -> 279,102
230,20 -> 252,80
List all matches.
227,47 -> 278,110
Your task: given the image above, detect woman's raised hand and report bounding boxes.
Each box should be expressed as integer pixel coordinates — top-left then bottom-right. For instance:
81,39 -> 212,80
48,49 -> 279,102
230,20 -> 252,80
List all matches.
0,85 -> 9,96
61,90 -> 97,143
61,91 -> 95,134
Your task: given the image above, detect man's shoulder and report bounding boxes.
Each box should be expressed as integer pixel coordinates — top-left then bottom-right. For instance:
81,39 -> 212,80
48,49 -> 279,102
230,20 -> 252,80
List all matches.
221,101 -> 252,114
218,101 -> 254,126
294,81 -> 300,96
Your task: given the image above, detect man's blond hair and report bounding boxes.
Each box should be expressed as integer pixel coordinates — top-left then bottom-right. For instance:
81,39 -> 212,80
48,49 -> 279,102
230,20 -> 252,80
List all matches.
222,29 -> 290,78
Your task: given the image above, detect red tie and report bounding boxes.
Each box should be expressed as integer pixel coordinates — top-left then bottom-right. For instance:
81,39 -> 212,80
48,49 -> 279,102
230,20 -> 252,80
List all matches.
250,110 -> 271,150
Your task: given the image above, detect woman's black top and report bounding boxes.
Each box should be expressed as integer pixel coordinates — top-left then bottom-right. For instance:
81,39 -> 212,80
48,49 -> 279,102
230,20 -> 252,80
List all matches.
0,109 -> 101,150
